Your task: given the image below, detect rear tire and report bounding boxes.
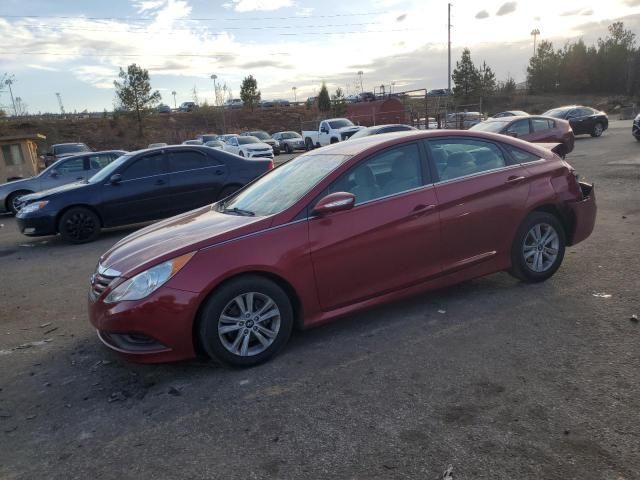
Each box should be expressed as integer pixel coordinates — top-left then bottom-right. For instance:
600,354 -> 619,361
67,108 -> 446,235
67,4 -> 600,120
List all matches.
285,143 -> 293,154
591,123 -> 604,137
305,138 -> 314,151
509,212 -> 566,283
58,207 -> 101,244
7,190 -> 32,215
198,275 -> 293,367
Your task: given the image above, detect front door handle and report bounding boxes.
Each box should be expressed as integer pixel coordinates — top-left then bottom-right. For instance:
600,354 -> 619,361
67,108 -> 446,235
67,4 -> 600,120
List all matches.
154,179 -> 166,186
506,175 -> 526,184
412,204 -> 436,215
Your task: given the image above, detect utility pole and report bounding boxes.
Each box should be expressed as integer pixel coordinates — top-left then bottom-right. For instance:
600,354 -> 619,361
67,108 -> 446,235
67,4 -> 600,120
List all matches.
446,3 -> 452,127
210,74 -> 217,105
171,90 -> 177,108
55,92 -> 65,115
357,70 -> 364,93
5,77 -> 16,116
292,86 -> 297,103
531,29 -> 540,56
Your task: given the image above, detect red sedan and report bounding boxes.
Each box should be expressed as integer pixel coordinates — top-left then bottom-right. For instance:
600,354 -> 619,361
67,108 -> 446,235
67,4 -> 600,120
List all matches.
89,130 -> 596,367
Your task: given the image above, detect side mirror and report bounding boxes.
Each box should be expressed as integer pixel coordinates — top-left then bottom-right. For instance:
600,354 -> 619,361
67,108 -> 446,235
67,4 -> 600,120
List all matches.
506,130 -> 518,138
109,173 -> 122,184
312,192 -> 356,216
50,170 -> 59,178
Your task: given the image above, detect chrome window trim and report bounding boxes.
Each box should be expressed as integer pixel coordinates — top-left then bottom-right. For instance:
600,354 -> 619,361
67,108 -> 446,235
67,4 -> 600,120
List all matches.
434,163 -> 522,186
351,183 -> 435,208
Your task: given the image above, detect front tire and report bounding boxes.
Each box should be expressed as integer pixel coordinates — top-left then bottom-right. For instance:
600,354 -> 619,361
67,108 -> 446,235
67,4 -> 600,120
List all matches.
7,190 -> 32,215
509,212 -> 566,283
591,122 -> 604,137
304,138 -> 314,151
285,143 -> 293,154
239,151 -> 245,157
58,207 -> 101,244
198,275 -> 294,367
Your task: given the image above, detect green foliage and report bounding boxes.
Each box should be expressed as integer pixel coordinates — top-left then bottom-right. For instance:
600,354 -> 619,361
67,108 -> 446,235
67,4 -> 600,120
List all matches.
452,49 -> 480,99
239,75 -> 261,111
318,83 -> 331,112
113,64 -> 161,134
500,76 -> 517,95
527,22 -> 639,95
331,87 -> 346,115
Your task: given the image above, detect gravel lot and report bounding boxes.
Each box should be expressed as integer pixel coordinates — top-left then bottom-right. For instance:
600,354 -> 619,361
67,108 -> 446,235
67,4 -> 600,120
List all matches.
0,122 -> 639,479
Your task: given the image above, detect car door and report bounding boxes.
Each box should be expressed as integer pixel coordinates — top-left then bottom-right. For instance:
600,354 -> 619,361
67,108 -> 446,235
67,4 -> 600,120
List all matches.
567,108 -> 590,134
528,118 -> 556,142
99,151 -> 170,226
41,156 -> 88,190
308,142 -> 442,311
427,138 -> 531,274
226,137 -> 240,155
166,149 -> 228,213
319,121 -> 330,145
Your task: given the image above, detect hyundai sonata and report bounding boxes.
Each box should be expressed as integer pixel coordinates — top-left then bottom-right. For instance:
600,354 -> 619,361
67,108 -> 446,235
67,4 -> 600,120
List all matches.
89,130 -> 596,367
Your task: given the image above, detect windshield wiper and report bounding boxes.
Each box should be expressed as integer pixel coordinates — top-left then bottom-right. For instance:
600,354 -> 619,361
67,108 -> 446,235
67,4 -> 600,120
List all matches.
222,207 -> 255,216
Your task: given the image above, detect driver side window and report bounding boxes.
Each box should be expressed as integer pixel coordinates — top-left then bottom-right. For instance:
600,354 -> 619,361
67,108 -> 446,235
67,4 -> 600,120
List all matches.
507,119 -> 530,136
56,157 -> 85,175
329,144 -> 423,205
320,122 -> 328,132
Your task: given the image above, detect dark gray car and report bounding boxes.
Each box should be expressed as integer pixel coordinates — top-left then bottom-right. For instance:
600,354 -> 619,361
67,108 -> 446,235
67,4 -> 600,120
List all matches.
0,150 -> 126,214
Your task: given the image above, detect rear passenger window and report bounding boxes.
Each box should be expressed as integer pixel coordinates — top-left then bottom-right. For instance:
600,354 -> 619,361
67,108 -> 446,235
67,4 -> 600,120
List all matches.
531,118 -> 552,132
57,157 -> 85,174
503,145 -> 542,163
168,150 -> 218,173
429,139 -> 506,181
89,154 -> 114,170
328,144 -> 423,204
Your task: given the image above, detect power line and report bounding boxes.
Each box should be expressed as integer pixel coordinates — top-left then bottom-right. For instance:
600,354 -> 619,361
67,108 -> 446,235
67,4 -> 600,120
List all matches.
0,11 -> 391,22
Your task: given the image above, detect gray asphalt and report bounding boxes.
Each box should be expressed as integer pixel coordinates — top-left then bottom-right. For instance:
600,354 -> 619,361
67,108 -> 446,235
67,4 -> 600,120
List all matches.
0,122 -> 639,479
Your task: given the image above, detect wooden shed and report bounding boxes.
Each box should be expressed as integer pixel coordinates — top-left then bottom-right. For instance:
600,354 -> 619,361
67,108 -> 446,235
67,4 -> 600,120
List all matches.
346,98 -> 407,127
0,134 -> 46,182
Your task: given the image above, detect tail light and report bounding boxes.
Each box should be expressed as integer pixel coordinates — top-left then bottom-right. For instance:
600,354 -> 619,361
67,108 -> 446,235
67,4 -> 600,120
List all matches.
267,160 -> 274,170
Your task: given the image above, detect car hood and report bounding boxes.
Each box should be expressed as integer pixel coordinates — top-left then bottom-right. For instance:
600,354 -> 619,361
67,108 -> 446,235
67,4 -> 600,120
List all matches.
20,181 -> 89,202
338,126 -> 363,133
99,205 -> 272,277
0,176 -> 36,192
246,142 -> 272,150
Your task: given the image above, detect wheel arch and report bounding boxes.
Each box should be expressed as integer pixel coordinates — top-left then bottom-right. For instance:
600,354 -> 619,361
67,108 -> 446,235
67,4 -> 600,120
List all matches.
527,203 -> 572,240
191,270 -> 304,358
5,189 -> 34,211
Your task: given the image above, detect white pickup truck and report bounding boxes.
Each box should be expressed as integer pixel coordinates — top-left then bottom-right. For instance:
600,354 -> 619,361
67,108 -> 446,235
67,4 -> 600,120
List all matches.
302,118 -> 364,149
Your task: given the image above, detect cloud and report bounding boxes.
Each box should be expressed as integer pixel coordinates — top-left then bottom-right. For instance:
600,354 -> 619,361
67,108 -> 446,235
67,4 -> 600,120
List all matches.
496,2 -> 517,16
72,66 -> 119,89
27,64 -> 58,71
238,60 -> 289,69
561,8 -> 594,16
623,0 -> 640,5
475,10 -> 489,19
223,0 -> 294,12
397,14 -> 407,22
133,0 -> 166,13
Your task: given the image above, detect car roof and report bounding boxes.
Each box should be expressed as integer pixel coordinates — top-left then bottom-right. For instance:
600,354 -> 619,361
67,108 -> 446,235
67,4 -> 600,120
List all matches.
311,129 -> 548,157
53,142 -> 87,146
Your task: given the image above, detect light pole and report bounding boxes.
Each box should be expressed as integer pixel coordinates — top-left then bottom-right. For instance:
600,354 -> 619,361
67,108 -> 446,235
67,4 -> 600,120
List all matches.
391,81 -> 395,95
171,90 -> 177,108
210,74 -> 217,106
357,71 -> 364,93
292,86 -> 297,103
531,28 -> 540,56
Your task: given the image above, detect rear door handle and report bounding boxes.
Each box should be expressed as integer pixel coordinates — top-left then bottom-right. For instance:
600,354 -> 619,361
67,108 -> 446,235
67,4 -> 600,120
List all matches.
154,179 -> 166,186
506,175 -> 526,184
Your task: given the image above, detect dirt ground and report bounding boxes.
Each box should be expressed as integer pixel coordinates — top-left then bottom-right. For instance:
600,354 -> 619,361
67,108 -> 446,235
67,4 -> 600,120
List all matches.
0,122 -> 639,479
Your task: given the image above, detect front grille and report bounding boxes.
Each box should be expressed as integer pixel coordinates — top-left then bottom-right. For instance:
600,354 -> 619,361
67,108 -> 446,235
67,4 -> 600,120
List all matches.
252,153 -> 273,158
91,271 -> 116,299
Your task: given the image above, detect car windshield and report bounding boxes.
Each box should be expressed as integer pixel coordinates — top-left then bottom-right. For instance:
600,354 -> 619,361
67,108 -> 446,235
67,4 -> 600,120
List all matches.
281,132 -> 301,139
87,153 -> 133,183
55,144 -> 90,155
238,136 -> 260,145
249,132 -> 270,140
349,128 -> 374,139
543,108 -> 569,118
470,121 -> 508,133
220,154 -> 350,216
328,119 -> 354,129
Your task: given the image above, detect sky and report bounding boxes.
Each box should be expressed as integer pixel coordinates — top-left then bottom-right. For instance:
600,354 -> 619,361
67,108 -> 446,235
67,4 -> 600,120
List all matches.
0,0 -> 639,113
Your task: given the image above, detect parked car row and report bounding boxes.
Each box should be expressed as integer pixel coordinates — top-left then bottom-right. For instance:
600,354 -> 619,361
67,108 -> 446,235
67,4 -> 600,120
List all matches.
82,129 -> 596,367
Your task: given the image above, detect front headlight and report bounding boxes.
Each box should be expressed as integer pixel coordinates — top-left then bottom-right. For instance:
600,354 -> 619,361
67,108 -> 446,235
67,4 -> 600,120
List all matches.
104,252 -> 194,304
635,113 -> 640,122
19,200 -> 49,214
273,140 -> 280,147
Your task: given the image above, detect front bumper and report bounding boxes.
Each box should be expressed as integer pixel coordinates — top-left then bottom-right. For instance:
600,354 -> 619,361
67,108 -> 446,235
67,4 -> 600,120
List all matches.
285,141 -> 306,151
567,182 -> 596,246
15,210 -> 57,236
246,151 -> 274,159
88,285 -> 200,363
632,121 -> 640,139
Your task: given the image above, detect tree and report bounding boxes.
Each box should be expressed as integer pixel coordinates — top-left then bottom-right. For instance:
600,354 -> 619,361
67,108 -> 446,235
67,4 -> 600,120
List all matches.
331,87 -> 346,115
239,75 -> 261,111
318,83 -> 331,112
113,64 -> 161,135
526,40 -> 561,93
191,85 -> 200,105
477,61 -> 496,98
500,76 -> 517,95
452,48 -> 480,99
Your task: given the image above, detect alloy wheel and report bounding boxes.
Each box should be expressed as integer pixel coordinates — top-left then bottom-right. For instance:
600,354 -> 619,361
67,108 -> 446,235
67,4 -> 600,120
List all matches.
62,211 -> 97,241
11,195 -> 24,213
522,223 -> 559,272
218,292 -> 281,357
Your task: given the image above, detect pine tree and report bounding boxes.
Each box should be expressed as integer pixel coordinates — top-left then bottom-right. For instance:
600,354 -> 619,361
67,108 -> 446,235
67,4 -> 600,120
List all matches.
240,75 -> 261,111
113,63 -> 161,135
452,49 -> 480,99
318,83 -> 331,112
